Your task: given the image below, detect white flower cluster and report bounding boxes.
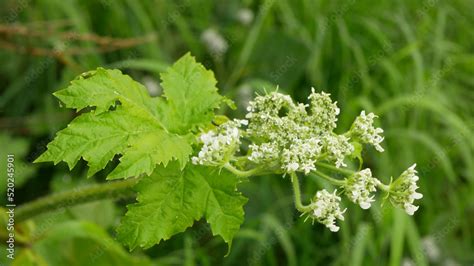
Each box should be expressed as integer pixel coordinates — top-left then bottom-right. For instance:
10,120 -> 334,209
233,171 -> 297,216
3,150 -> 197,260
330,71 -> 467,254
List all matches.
322,134 -> 354,168
245,90 -> 353,174
190,89 -> 422,233
350,111 -> 384,152
309,189 -> 346,232
307,88 -> 340,132
344,168 -> 379,209
192,119 -> 247,166
389,164 -> 423,215
282,138 -> 322,174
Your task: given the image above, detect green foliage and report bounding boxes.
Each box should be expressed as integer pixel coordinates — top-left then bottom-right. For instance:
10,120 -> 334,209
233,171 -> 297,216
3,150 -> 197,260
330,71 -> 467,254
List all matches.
0,134 -> 35,200
117,162 -> 247,251
35,53 -> 223,180
34,53 -> 247,252
158,52 -> 224,133
16,221 -> 149,266
1,0 -> 473,265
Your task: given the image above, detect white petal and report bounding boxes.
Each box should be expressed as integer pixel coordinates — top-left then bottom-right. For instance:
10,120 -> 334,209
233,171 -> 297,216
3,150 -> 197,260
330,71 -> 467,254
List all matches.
360,202 -> 371,209
411,192 -> 423,199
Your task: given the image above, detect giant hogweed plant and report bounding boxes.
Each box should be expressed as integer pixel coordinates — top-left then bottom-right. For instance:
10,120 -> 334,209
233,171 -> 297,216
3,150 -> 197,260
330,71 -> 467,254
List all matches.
29,53 -> 422,253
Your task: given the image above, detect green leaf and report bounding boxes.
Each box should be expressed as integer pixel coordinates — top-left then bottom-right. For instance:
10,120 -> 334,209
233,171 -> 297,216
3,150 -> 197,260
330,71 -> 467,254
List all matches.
117,162 -> 247,251
158,53 -> 223,134
35,54 -> 224,179
53,67 -> 158,115
35,106 -> 192,179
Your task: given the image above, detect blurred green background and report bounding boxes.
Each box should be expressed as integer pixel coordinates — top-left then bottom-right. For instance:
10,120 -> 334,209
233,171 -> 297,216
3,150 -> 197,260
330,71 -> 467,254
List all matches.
0,0 -> 473,265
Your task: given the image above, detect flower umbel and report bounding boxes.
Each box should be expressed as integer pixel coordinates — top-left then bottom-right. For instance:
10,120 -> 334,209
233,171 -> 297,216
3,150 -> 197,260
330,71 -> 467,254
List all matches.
190,89 -> 422,233
322,134 -> 354,168
344,168 -> 379,209
192,119 -> 246,166
307,189 -> 346,232
308,88 -> 340,132
389,164 -> 423,215
350,111 -> 384,152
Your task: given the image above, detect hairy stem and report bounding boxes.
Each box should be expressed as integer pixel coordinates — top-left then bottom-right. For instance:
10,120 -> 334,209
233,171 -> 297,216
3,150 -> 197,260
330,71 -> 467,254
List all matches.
290,172 -> 312,212
15,178 -> 140,223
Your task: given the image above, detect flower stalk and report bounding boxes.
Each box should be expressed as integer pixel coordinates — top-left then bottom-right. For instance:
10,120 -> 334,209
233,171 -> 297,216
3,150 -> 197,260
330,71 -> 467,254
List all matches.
290,172 -> 312,212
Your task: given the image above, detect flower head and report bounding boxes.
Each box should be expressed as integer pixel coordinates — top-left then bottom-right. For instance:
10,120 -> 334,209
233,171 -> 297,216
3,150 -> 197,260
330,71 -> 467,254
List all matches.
308,88 -> 340,132
345,168 -> 379,209
389,164 -> 423,215
192,119 -> 246,166
350,111 -> 384,152
244,90 -> 355,174
281,138 -> 322,174
321,134 -> 354,168
307,189 -> 346,232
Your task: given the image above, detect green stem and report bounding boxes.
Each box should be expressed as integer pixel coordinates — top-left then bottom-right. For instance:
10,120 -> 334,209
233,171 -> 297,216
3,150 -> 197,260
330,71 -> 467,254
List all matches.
377,182 -> 391,192
313,170 -> 346,186
15,178 -> 140,223
223,163 -> 263,178
315,162 -> 355,176
290,172 -> 312,212
316,162 -> 393,192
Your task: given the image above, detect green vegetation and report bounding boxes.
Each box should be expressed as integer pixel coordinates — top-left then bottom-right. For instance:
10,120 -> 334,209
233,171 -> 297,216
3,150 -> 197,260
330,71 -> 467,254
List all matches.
1,0 -> 473,265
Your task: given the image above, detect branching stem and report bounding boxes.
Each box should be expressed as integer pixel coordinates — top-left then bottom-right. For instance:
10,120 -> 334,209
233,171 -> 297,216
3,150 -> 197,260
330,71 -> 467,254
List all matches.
15,177 -> 139,223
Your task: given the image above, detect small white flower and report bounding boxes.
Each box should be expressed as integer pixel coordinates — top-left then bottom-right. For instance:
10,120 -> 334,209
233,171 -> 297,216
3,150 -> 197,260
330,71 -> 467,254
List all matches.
286,162 -> 300,172
345,168 -> 379,209
350,111 -> 384,152
389,164 -> 423,215
321,134 -> 354,168
308,189 -> 346,232
192,120 -> 243,166
248,142 -> 279,163
307,88 -> 340,132
281,138 -> 322,174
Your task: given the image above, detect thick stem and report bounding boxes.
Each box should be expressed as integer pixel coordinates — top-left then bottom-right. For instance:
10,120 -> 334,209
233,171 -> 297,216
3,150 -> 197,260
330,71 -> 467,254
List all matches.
15,178 -> 139,223
290,172 -> 312,212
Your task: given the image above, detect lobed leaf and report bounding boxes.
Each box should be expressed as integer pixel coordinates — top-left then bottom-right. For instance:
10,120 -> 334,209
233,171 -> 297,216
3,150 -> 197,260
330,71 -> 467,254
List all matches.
117,162 -> 247,251
35,53 -> 224,179
54,67 -> 159,115
158,53 -> 223,134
